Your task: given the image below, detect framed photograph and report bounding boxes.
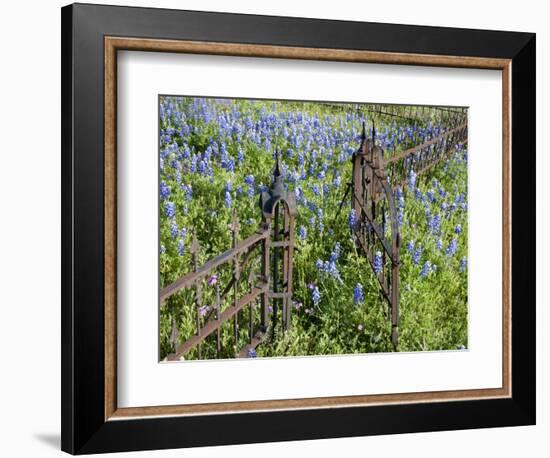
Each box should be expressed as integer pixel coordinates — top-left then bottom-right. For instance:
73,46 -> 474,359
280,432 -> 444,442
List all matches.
61,3 -> 536,454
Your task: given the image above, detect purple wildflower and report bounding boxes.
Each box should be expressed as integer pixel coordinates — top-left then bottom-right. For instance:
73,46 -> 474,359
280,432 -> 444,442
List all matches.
420,260 -> 432,278
353,284 -> 364,304
446,238 -> 458,257
312,286 -> 321,306
348,208 -> 357,230
413,246 -> 422,265
373,251 -> 383,274
165,202 -> 176,219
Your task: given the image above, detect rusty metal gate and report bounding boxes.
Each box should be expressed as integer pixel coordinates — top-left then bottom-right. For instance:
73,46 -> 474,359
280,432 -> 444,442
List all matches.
350,124 -> 401,348
161,153 -> 295,360
344,106 -> 468,349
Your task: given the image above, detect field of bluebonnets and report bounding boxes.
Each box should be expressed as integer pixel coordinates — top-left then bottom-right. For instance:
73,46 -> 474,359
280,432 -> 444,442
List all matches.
159,96 -> 468,360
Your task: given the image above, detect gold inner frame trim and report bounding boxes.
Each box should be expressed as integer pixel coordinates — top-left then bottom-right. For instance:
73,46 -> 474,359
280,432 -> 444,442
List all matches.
104,36 -> 512,421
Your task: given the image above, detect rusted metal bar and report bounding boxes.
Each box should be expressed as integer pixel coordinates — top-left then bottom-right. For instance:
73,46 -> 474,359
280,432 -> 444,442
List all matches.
230,213 -> 241,357
272,202 -> 280,334
261,224 -> 270,331
248,270 -> 255,345
215,283 -> 221,353
235,330 -> 268,358
189,235 -> 202,359
285,210 -> 295,331
391,234 -> 400,349
166,283 -> 269,361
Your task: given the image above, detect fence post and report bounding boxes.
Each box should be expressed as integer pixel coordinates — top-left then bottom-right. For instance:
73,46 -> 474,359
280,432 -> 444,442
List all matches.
229,212 -> 241,357
190,234 -> 202,359
259,151 -> 296,334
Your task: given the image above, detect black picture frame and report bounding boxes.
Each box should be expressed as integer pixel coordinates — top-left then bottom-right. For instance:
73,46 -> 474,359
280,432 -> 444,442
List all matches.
61,3 -> 536,454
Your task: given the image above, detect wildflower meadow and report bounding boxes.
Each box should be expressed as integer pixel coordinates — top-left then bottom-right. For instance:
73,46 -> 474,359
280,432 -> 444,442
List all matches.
159,96 -> 468,360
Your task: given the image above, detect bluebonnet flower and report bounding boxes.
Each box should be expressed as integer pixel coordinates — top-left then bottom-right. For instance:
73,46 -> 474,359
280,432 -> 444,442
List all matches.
373,251 -> 383,274
247,349 -> 257,358
177,238 -> 185,256
160,244 -> 166,254
189,155 -> 197,173
165,202 -> 176,219
316,258 -> 341,281
312,286 -> 321,306
297,151 -> 305,167
353,283 -> 364,305
317,206 -> 325,218
428,213 -> 441,235
427,189 -> 436,203
224,191 -> 232,209
208,275 -> 218,286
330,242 -> 341,262
397,208 -> 404,226
396,187 -> 405,209
294,186 -> 304,203
348,208 -> 357,230
420,260 -> 432,278
198,159 -> 207,175
323,183 -> 330,195
222,157 -> 235,173
224,182 -> 232,209
454,224 -> 462,235
406,240 -> 415,255
333,175 -> 341,187
298,226 -> 307,240
312,184 -> 321,196
170,220 -> 179,239
412,246 -> 422,265
160,181 -> 171,200
436,238 -> 443,250
446,238 -> 458,257
237,148 -> 244,163
408,169 -> 417,191
460,257 -> 467,272
425,206 -> 431,220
